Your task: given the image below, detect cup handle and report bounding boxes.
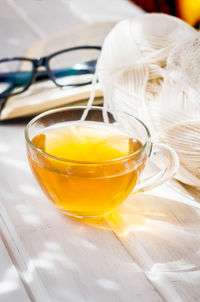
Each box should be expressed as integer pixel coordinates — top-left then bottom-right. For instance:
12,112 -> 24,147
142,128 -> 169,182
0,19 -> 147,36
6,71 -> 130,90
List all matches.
134,143 -> 179,194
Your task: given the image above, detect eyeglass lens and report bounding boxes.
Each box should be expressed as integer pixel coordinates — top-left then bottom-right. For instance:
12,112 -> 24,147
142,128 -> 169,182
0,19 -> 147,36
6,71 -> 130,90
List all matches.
0,59 -> 33,97
49,48 -> 100,86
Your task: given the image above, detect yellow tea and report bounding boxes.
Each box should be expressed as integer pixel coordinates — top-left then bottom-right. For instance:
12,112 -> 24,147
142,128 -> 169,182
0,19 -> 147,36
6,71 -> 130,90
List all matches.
29,122 -> 144,217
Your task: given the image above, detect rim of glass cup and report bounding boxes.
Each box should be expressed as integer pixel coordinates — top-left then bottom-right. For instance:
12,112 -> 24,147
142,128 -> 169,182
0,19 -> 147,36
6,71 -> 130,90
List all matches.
25,106 -> 151,165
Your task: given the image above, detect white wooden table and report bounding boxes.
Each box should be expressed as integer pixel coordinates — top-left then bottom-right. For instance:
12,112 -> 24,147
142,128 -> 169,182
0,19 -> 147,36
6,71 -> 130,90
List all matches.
1,1 -> 200,301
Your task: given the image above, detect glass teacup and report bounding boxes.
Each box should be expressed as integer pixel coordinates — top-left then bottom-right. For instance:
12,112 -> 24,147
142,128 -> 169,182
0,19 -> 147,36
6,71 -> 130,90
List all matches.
25,106 -> 179,219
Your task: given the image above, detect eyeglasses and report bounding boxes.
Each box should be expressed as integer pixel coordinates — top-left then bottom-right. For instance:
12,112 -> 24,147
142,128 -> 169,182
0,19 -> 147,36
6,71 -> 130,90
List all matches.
0,45 -> 101,100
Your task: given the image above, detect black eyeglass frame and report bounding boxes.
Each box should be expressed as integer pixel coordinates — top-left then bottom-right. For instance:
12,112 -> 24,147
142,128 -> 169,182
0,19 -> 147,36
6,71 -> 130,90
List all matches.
0,45 -> 101,100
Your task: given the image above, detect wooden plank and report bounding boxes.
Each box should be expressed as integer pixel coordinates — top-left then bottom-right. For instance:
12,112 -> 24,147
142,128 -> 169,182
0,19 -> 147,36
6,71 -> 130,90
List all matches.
0,237 -> 31,302
10,0 -> 82,35
69,0 -> 144,22
0,123 -> 163,302
0,205 -> 57,302
0,0 -> 82,58
0,0 -> 36,57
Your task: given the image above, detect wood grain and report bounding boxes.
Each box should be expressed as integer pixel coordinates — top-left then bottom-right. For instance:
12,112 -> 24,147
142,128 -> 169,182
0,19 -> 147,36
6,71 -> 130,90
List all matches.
0,238 -> 31,302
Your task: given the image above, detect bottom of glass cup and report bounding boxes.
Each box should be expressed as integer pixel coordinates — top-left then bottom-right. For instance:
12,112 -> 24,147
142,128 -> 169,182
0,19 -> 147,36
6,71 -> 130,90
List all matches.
61,209 -> 114,221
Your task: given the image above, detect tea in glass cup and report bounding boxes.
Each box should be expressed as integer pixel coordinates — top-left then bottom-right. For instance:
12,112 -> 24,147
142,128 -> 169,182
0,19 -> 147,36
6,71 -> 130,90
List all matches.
25,106 -> 178,218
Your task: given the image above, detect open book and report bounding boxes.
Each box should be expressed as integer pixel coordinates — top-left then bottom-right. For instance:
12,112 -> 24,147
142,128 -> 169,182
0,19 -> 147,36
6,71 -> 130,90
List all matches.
0,22 -> 115,120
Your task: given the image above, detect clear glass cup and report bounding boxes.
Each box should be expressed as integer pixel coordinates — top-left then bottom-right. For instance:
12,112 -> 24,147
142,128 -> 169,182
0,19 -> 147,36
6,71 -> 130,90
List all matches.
25,106 -> 179,219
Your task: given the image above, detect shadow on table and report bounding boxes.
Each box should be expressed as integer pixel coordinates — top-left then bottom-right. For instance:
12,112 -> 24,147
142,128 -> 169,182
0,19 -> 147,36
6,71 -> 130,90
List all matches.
99,191 -> 200,276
